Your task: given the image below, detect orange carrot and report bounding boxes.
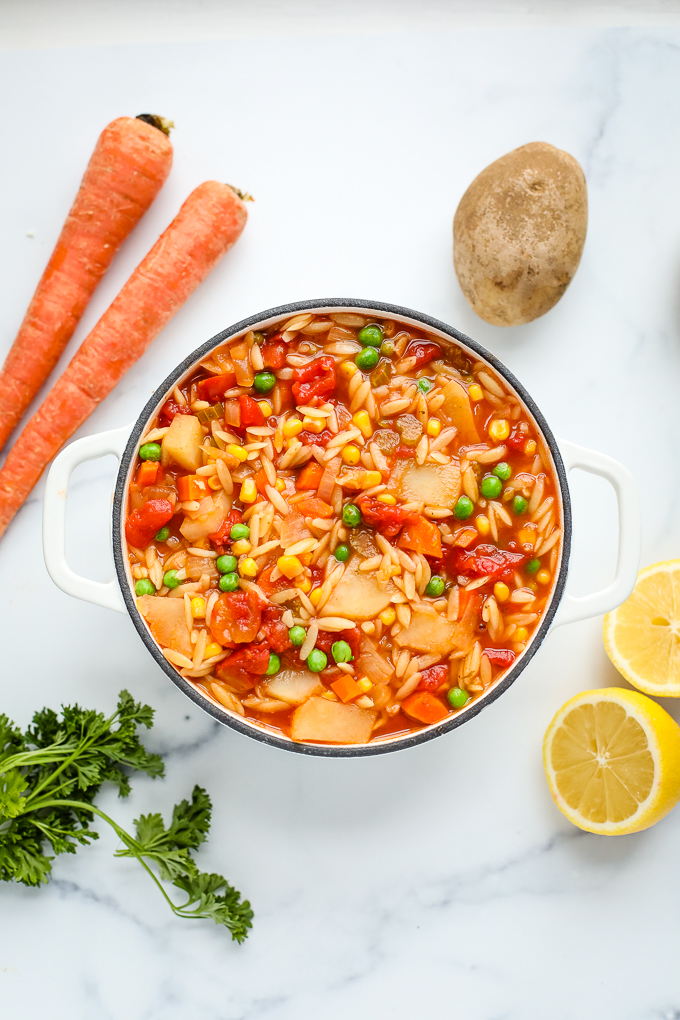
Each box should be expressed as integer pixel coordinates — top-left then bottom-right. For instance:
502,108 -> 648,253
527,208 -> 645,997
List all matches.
0,115 -> 173,451
330,675 -> 363,704
0,181 -> 248,537
398,516 -> 443,558
401,691 -> 450,725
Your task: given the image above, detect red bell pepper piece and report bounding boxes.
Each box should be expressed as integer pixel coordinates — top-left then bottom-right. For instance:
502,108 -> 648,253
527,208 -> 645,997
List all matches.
239,394 -> 266,427
197,373 -> 236,403
125,499 -> 174,548
404,340 -> 442,368
292,356 -> 336,403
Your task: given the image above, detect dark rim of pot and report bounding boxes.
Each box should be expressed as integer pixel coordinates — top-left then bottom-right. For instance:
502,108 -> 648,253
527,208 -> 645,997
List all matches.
112,298 -> 572,758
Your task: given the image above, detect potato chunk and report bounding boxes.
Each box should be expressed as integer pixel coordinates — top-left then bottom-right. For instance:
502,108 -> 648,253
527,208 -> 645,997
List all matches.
180,490 -> 230,543
394,610 -> 457,654
439,379 -> 480,444
262,669 -> 323,705
387,460 -> 461,507
291,697 -> 376,744
322,558 -> 395,619
163,414 -> 203,472
137,595 -> 191,657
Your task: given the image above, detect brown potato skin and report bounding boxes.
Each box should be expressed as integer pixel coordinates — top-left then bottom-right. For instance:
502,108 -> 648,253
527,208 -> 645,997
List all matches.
453,142 -> 587,326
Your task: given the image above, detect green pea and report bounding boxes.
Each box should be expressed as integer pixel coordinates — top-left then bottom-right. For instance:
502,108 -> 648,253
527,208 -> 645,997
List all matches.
163,570 -> 180,590
356,347 -> 379,371
493,461 -> 512,481
307,648 -> 328,673
513,495 -> 528,515
448,687 -> 470,710
425,575 -> 445,598
219,572 -> 239,592
417,378 -> 433,394
135,578 -> 155,596
342,504 -> 362,527
254,371 -> 276,394
253,331 -> 266,343
331,640 -> 353,663
526,558 -> 541,575
480,475 -> 502,499
334,544 -> 350,562
358,324 -> 383,348
380,340 -> 395,357
454,495 -> 474,520
154,526 -> 170,542
216,554 -> 237,574
289,625 -> 306,647
266,652 -> 281,675
230,523 -> 250,541
139,442 -> 162,461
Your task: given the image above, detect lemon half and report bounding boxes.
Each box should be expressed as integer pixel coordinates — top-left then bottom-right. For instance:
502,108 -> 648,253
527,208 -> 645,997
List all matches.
543,688 -> 680,834
604,560 -> 680,696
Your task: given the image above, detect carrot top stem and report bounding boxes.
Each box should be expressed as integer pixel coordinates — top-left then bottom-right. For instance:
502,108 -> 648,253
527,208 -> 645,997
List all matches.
227,185 -> 254,202
136,113 -> 174,136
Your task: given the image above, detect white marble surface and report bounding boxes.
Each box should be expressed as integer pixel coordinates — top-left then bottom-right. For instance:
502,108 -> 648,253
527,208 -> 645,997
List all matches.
2,24 -> 680,1020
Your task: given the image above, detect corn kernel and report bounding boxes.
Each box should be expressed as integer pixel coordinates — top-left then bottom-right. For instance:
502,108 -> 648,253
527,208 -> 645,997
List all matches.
342,444 -> 360,466
379,607 -> 396,626
240,478 -> 257,503
357,677 -> 373,692
257,400 -> 272,417
494,582 -> 510,603
377,493 -> 397,505
277,555 -> 304,579
360,470 -> 382,489
525,439 -> 537,455
488,419 -> 510,442
309,587 -> 322,607
295,576 -> 312,593
469,383 -> 484,401
426,417 -> 441,438
226,443 -> 247,463
338,360 -> 359,382
208,475 -> 222,490
283,417 -> 303,438
205,642 -> 222,658
475,515 -> 491,536
322,690 -> 338,700
302,415 -> 325,434
231,539 -> 251,555
190,597 -> 206,618
352,410 -> 373,439
275,479 -> 286,492
239,557 -> 259,578
536,570 -> 551,586
515,626 -> 529,642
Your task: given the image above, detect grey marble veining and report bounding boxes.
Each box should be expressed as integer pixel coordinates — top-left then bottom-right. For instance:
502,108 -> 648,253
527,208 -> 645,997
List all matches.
2,25 -> 680,1020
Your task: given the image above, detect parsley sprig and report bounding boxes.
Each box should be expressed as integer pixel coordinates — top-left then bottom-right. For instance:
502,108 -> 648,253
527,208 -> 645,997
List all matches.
0,690 -> 252,941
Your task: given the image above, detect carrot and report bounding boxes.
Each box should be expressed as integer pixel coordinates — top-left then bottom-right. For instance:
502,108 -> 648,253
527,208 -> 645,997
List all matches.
398,516 -> 442,558
401,691 -> 449,725
330,675 -> 363,704
0,181 -> 248,538
0,115 -> 173,452
296,461 -> 324,490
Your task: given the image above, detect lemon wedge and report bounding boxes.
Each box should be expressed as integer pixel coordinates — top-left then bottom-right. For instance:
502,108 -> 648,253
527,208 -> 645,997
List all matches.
604,560 -> 680,696
543,688 -> 680,834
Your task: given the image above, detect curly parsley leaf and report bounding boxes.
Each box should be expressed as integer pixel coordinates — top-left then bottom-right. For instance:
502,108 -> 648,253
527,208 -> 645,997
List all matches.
0,692 -> 252,940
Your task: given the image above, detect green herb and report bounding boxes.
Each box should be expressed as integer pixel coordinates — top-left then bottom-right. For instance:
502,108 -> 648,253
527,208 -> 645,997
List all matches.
0,690 -> 252,942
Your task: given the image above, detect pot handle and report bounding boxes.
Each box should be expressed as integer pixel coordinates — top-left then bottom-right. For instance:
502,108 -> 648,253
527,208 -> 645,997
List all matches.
43,426 -> 133,614
551,438 -> 640,629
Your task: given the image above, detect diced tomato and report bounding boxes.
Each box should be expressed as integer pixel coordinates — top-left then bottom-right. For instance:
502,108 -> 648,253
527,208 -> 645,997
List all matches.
208,508 -> 243,550
507,425 -> 529,450
136,461 -> 159,488
276,378 -> 295,413
299,429 -> 333,447
483,648 -> 516,668
314,626 -> 361,662
215,642 -> 270,691
296,461 -> 324,490
260,605 -> 293,653
158,398 -> 192,427
448,543 -> 527,580
394,445 -> 416,459
210,590 -> 262,646
176,474 -> 209,502
417,664 -> 449,692
356,495 -> 415,538
197,372 -> 236,403
404,340 -> 442,368
253,468 -> 270,498
295,496 -> 334,518
125,499 -> 174,548
258,561 -> 295,596
261,340 -> 287,369
292,356 -> 336,403
398,517 -> 442,558
402,691 -> 449,725
239,394 -> 266,427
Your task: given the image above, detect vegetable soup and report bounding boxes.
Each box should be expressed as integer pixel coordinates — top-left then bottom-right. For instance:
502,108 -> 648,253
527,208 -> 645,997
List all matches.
125,311 -> 561,745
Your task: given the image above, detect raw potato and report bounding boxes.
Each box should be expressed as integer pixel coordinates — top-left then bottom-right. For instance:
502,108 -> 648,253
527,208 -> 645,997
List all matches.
395,610 -> 458,655
137,595 -> 192,657
291,697 -> 376,743
162,413 -> 203,471
322,557 -> 396,619
453,142 -> 587,326
388,459 -> 461,506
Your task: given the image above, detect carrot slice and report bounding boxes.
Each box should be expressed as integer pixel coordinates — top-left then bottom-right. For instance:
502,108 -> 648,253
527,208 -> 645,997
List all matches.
296,462 -> 324,490
0,181 -> 248,538
330,675 -> 363,703
0,116 -> 173,451
401,691 -> 449,724
136,461 -> 160,488
295,496 -> 334,518
398,516 -> 442,558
